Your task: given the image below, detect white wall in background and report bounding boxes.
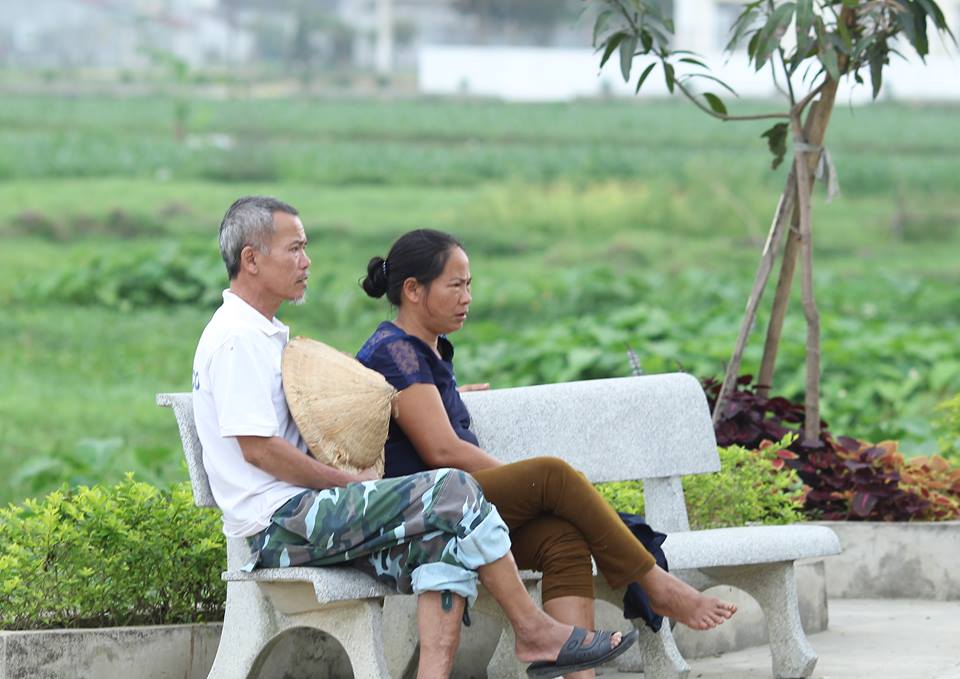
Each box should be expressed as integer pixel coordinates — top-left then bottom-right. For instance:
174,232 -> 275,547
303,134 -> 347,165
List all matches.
419,45 -> 960,103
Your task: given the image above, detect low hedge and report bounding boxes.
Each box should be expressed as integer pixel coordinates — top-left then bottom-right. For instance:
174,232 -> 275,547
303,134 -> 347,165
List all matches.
0,476 -> 224,630
597,439 -> 807,529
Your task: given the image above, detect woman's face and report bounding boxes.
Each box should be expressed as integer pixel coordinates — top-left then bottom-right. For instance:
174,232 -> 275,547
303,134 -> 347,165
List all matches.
418,246 -> 472,335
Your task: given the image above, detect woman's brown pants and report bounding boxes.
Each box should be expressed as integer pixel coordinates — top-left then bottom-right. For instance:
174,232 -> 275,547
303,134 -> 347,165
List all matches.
472,457 -> 656,603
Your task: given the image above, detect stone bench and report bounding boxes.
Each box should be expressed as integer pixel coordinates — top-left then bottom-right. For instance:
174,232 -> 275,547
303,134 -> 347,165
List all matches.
158,372 -> 841,678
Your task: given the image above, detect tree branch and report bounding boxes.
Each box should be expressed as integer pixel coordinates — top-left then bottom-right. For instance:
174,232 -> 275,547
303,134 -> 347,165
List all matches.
674,79 -> 790,120
778,47 -> 798,107
791,80 -> 827,117
612,0 -> 639,32
610,0 -> 790,122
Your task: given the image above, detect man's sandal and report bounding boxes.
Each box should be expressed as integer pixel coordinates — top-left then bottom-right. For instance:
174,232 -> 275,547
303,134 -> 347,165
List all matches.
526,626 -> 640,678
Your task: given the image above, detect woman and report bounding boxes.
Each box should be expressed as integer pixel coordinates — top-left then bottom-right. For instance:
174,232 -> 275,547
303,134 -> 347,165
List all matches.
357,229 -> 736,677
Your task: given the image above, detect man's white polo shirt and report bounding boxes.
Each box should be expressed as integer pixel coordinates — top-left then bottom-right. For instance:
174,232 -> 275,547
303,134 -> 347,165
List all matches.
192,290 -> 310,538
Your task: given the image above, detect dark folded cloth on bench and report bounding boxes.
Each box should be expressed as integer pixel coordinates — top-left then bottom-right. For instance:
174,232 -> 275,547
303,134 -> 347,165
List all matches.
618,512 -> 668,632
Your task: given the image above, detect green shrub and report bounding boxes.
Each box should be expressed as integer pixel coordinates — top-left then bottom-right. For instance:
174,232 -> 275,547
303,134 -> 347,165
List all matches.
17,242 -> 224,310
0,477 -> 225,630
597,438 -> 806,529
934,394 -> 960,463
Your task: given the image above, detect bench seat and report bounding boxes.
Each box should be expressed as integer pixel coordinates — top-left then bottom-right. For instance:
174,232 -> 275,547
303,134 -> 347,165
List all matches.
223,566 -> 393,604
663,525 -> 839,570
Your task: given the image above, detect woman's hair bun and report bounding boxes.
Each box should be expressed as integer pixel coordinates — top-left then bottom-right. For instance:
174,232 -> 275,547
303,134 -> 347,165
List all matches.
361,256 -> 389,298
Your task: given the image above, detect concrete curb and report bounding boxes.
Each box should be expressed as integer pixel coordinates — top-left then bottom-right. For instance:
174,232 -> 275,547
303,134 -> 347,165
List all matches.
0,624 -> 221,679
0,624 -> 355,679
813,521 -> 960,600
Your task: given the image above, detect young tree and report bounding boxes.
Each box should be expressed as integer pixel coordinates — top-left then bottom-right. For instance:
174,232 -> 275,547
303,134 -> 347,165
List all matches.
591,0 -> 954,444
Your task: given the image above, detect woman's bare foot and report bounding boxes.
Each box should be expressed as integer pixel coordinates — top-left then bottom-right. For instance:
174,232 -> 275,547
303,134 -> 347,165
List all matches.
512,609 -> 623,664
641,565 -> 737,630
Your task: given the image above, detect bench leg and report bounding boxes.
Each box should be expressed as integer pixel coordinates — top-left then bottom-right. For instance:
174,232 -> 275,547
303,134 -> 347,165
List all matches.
209,582 -> 391,679
714,562 -> 818,678
486,625 -> 528,679
636,623 -> 691,679
207,582 -> 278,679
316,600 -> 392,679
593,580 -> 690,679
474,579 -> 541,679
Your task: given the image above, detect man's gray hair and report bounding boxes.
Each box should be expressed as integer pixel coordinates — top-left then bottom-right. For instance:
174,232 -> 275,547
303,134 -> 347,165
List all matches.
219,196 -> 299,279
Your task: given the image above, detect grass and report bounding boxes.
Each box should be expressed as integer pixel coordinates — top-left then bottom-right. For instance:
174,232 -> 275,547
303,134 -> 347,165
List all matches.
0,95 -> 958,504
1,95 -> 958,193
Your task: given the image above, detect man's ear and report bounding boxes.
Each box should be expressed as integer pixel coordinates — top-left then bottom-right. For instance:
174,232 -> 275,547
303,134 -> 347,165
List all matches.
239,245 -> 259,276
401,277 -> 422,304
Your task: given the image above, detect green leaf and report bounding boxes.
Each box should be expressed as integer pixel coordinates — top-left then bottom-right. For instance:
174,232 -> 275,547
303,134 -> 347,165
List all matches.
793,0 -> 815,69
726,1 -> 764,52
641,31 -> 654,52
796,0 -> 814,39
836,15 -> 853,51
620,34 -> 638,81
761,122 -> 790,170
635,62 -> 657,93
664,62 -> 676,93
678,57 -> 708,68
754,2 -> 797,70
703,92 -> 728,115
916,0 -> 950,32
894,2 -> 918,47
599,31 -> 626,69
592,9 -> 616,46
747,31 -> 761,60
911,2 -> 931,57
868,44 -> 887,99
820,46 -> 840,80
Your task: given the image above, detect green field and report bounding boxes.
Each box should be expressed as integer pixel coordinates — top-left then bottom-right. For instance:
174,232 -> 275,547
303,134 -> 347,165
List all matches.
2,94 -> 958,505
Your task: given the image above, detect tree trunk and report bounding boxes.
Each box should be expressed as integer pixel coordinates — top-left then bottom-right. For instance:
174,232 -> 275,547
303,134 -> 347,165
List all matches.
792,113 -> 822,444
756,83 -> 840,397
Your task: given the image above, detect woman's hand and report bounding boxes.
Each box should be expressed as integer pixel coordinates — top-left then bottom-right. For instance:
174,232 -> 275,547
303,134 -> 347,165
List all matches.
457,383 -> 490,393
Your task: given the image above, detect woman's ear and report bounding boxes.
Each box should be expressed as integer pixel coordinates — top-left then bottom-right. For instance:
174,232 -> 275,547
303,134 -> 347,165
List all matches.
401,277 -> 422,305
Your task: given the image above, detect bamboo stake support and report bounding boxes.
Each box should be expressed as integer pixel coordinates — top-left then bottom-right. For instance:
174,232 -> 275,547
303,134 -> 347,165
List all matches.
711,168 -> 797,425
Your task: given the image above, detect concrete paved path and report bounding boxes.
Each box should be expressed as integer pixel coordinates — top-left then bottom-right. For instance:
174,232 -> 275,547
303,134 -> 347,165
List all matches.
608,599 -> 960,679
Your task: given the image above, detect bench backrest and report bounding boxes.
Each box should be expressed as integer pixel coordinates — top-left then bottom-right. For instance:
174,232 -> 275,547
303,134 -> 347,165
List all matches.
157,372 -> 718,533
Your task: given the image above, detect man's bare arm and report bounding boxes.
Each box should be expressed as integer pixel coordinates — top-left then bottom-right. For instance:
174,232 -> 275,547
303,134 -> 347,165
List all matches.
236,436 -> 378,489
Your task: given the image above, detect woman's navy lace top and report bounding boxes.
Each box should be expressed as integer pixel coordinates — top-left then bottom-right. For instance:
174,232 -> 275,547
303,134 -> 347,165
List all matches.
356,321 -> 479,478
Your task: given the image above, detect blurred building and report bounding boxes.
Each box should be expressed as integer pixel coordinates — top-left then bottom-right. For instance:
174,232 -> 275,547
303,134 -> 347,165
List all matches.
2,0 -> 251,69
418,0 -> 960,101
3,0 -> 958,100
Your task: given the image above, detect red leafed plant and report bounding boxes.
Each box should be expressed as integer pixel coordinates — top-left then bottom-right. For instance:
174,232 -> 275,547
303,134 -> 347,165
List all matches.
896,453 -> 960,521
817,437 -> 930,521
702,375 -> 960,521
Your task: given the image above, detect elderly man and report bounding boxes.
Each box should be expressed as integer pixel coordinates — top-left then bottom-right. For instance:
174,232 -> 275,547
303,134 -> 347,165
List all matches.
191,196 -> 636,679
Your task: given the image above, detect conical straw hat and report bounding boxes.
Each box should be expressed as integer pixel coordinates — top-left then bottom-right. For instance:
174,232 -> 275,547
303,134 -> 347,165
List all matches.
282,336 -> 396,477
